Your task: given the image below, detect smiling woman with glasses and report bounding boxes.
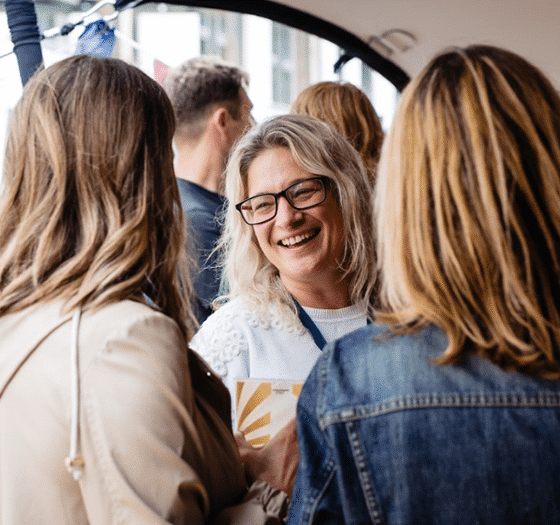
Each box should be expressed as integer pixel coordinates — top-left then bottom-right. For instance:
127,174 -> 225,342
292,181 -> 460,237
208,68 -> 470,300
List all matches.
190,114 -> 378,497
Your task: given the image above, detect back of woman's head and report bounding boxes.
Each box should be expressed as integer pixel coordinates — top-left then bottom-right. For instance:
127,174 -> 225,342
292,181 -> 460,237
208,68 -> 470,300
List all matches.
375,45 -> 560,377
222,114 -> 376,320
0,55 -> 194,337
291,81 -> 384,181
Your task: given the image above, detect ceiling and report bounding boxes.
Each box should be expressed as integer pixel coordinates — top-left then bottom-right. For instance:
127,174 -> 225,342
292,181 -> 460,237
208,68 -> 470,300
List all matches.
279,0 -> 560,87
270,0 -> 560,89
34,0 -> 560,90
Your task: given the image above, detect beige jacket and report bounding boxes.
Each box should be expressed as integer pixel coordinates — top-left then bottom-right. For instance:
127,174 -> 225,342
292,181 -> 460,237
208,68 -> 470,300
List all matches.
0,300 -> 287,524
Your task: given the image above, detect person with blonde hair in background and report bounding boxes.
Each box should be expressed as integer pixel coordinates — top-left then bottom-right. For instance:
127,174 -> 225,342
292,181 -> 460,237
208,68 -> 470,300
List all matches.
191,114 -> 377,495
289,45 -> 560,524
0,55 -> 286,524
291,81 -> 384,182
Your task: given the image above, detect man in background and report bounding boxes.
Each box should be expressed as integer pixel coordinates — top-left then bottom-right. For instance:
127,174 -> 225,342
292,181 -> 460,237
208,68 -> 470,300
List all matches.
164,56 -> 253,324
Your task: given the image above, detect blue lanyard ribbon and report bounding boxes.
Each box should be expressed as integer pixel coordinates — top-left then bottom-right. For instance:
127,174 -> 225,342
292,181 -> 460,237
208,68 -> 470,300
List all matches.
294,299 -> 373,351
294,300 -> 327,350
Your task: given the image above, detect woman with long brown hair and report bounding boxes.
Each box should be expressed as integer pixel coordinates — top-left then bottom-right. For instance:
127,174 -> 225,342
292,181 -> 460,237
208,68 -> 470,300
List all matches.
0,55 -> 286,524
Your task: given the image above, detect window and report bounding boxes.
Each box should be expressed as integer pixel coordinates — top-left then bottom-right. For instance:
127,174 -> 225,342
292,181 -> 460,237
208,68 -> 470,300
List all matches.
1,3 -> 401,174
272,22 -> 294,105
201,11 -> 227,58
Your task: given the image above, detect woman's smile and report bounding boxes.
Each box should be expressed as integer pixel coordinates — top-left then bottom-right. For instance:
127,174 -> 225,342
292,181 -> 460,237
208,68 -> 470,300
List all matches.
278,228 -> 320,247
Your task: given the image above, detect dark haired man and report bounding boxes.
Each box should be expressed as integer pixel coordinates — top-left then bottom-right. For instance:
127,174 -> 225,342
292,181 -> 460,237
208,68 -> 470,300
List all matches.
164,56 -> 253,323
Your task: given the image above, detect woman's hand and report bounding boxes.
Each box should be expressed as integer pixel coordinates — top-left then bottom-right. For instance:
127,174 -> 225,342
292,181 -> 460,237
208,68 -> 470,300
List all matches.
236,417 -> 299,498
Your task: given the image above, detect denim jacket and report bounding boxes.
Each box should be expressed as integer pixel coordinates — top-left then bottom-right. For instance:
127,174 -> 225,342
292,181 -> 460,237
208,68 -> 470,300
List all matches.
288,324 -> 560,525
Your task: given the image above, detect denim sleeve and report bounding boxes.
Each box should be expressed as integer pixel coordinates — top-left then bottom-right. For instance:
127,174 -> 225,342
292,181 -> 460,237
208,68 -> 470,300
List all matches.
287,361 -> 344,525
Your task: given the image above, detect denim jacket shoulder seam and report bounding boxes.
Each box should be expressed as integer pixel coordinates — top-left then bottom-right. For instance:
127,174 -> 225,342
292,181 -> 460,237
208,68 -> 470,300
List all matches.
319,391 -> 560,428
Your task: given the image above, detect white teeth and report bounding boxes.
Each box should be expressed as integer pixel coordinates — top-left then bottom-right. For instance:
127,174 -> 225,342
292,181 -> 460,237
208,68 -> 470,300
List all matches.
280,231 -> 315,247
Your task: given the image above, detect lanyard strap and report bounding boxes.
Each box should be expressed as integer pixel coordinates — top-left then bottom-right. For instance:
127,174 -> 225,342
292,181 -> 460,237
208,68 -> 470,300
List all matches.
294,299 -> 373,351
294,300 -> 327,350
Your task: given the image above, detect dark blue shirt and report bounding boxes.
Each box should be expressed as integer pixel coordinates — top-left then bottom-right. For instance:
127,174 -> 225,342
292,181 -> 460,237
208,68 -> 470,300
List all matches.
177,178 -> 226,324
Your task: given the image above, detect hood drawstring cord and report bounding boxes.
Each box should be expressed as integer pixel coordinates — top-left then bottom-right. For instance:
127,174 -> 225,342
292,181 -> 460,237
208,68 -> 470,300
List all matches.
65,308 -> 85,480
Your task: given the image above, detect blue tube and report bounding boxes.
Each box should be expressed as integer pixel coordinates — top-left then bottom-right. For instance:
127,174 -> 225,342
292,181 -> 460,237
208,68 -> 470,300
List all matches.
5,0 -> 44,86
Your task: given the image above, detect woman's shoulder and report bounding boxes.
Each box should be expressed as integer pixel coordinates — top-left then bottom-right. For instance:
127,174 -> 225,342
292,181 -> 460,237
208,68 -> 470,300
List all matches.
326,323 -> 447,369
190,298 -> 305,378
78,301 -> 186,371
0,299 -> 179,361
82,300 -> 180,339
189,299 -> 254,378
195,297 -> 303,333
86,298 -> 169,318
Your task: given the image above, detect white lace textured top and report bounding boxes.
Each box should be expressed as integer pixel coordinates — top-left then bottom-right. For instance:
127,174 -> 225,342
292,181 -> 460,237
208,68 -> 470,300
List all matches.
190,297 -> 368,421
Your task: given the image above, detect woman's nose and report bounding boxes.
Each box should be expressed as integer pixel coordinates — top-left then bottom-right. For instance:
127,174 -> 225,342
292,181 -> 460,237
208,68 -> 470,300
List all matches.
275,196 -> 303,226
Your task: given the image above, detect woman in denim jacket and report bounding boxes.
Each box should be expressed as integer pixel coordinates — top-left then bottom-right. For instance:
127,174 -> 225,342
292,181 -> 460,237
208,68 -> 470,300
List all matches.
288,45 -> 560,524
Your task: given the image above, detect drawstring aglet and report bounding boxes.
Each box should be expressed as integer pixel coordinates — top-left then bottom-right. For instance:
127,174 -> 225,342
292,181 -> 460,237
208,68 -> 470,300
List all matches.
65,455 -> 85,480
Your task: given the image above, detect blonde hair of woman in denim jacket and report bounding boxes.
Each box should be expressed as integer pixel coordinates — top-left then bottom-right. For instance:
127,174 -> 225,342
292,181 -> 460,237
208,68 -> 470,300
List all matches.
0,55 -> 286,525
289,45 -> 560,524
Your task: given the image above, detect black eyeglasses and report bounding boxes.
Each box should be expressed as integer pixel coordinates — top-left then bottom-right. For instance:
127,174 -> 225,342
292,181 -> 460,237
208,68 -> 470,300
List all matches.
235,176 -> 329,225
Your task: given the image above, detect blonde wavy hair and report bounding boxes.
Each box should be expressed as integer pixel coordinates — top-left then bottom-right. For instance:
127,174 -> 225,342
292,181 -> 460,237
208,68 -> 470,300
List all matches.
221,114 -> 377,324
375,45 -> 560,378
291,81 -> 384,182
0,55 -> 196,339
